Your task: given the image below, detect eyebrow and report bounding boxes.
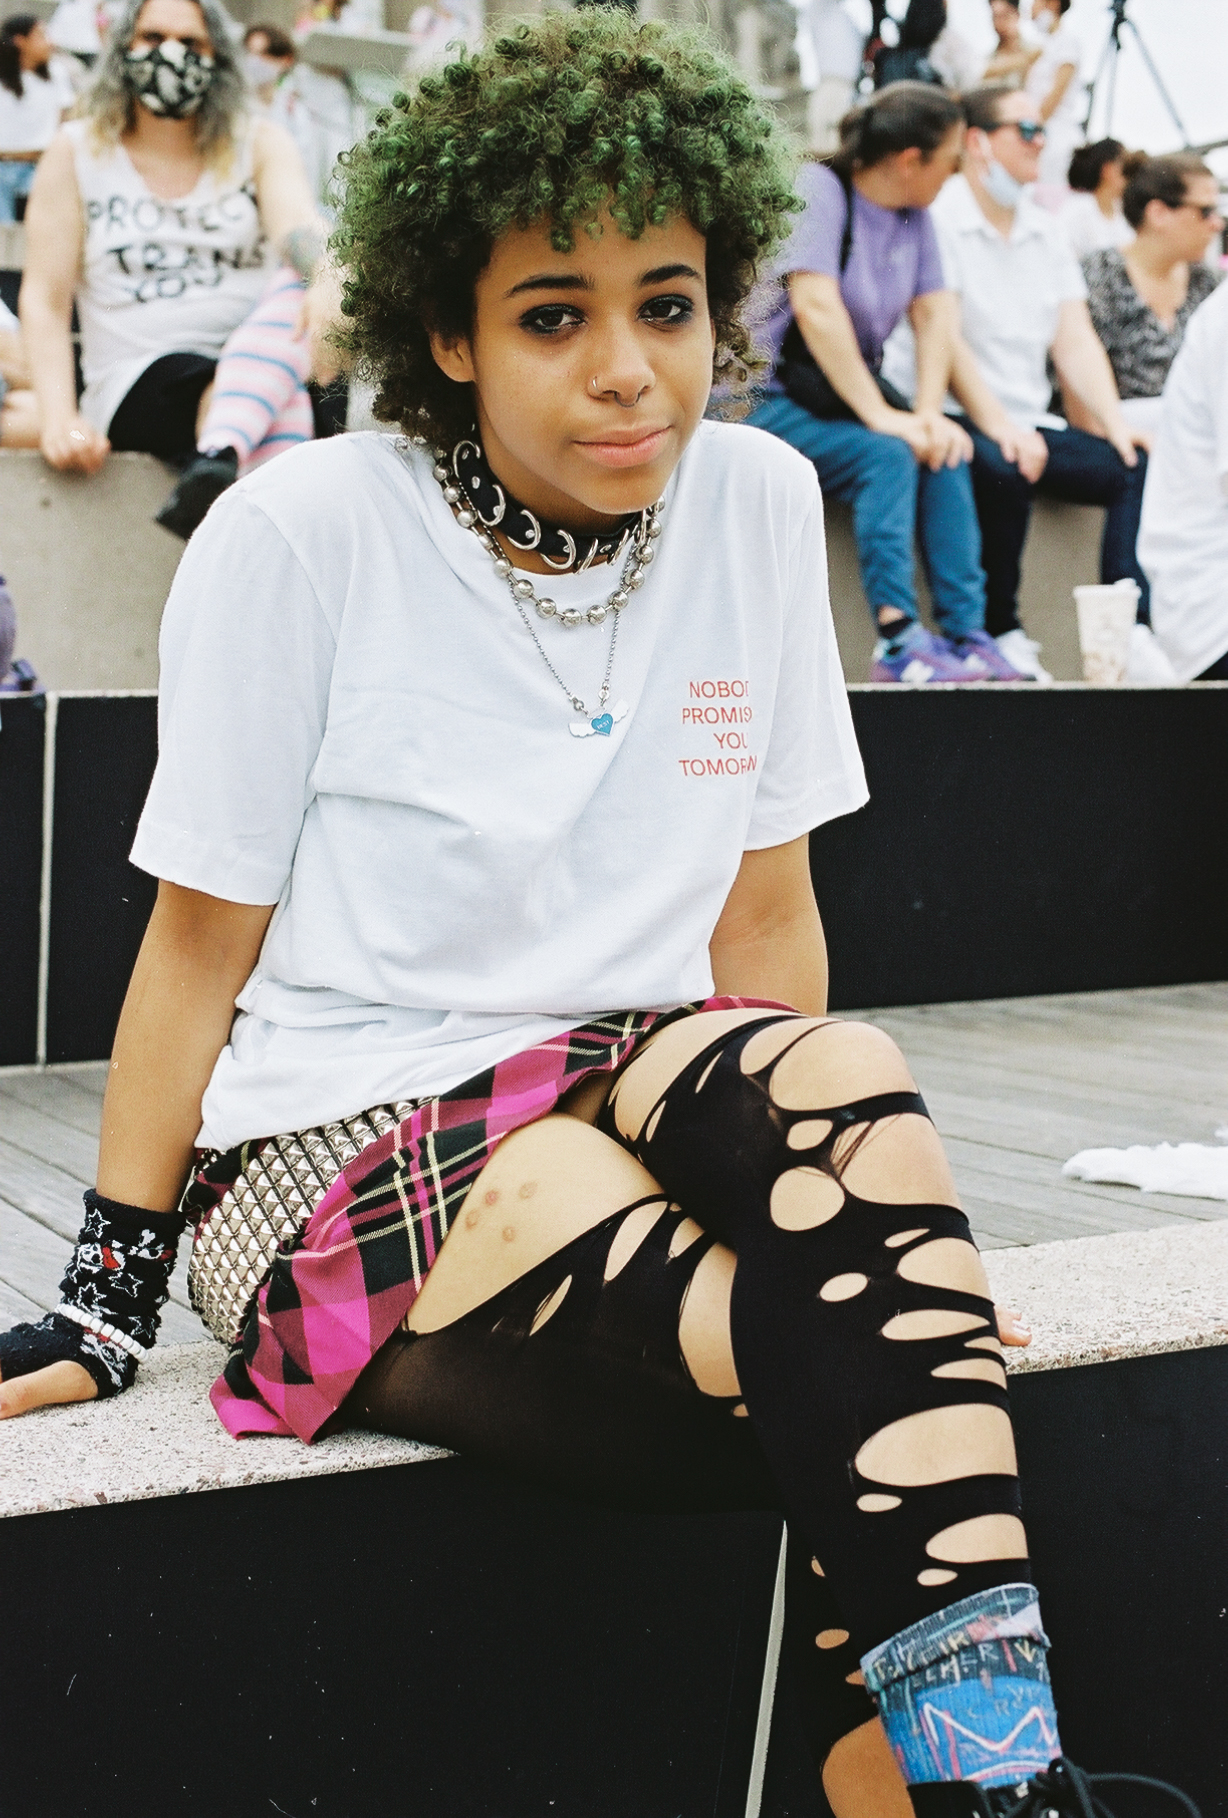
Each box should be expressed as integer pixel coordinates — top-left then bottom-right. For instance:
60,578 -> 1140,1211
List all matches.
505,262 -> 704,299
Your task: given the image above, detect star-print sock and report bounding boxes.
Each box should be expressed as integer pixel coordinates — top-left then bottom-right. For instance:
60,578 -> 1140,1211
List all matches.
861,1584 -> 1062,1790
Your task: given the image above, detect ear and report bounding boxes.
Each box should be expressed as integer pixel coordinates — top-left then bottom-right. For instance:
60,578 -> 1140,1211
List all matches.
428,328 -> 476,386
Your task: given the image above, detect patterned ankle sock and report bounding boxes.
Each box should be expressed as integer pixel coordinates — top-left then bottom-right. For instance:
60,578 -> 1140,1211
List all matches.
862,1585 -> 1062,1790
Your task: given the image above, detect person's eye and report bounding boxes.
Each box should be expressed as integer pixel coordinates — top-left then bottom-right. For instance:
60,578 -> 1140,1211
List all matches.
520,304 -> 584,336
640,293 -> 696,326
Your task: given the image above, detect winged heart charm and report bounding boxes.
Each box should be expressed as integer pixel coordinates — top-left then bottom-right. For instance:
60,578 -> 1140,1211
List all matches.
569,700 -> 628,739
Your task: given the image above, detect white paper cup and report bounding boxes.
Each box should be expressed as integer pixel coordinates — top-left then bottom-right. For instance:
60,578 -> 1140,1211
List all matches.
1075,582 -> 1137,686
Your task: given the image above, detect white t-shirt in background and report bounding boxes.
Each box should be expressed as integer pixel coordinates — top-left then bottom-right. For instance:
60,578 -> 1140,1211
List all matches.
1058,191 -> 1132,263
1137,284 -> 1228,682
929,174 -> 1087,428
131,426 -> 867,1149
0,61 -> 73,154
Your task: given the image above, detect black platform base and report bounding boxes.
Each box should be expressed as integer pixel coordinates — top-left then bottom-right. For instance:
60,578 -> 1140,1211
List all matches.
4,1347 -> 1225,1818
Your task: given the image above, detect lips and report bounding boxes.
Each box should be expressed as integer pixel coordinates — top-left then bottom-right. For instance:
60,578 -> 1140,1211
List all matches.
574,427 -> 671,470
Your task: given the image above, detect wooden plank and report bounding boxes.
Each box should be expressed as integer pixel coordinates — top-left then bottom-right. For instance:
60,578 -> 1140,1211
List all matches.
0,1276 -> 47,1325
942,1136 -> 1220,1225
0,1072 -> 105,1139
0,1198 -> 202,1335
0,1095 -> 99,1184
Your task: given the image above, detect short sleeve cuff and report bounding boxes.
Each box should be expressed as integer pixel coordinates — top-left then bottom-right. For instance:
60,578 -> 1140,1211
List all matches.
129,818 -> 288,906
744,774 -> 870,851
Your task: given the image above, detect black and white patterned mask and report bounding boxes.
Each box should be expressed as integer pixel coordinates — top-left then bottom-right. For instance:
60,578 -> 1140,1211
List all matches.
124,37 -> 216,118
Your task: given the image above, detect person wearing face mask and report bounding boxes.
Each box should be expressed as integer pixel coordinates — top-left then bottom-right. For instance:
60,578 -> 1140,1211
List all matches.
1024,0 -> 1084,193
927,84 -> 1148,682
243,21 -> 295,114
18,0 -> 342,534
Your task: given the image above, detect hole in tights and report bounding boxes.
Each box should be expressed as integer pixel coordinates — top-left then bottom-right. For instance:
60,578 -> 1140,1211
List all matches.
933,1357 -> 1007,1389
529,1275 -> 573,1336
603,1201 -> 668,1283
854,1403 -> 1017,1487
787,1118 -> 833,1151
881,1309 -> 988,1342
817,1628 -> 850,1649
770,1167 -> 844,1230
819,1272 -> 868,1302
926,1513 -> 1028,1564
896,1237 -> 987,1297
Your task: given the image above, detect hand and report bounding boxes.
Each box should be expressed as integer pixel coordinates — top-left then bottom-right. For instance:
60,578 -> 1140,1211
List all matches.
995,1304 -> 1031,1348
875,406 -> 933,464
0,1357 -> 98,1418
1105,420 -> 1144,469
995,423 -> 1049,484
916,409 -> 973,471
41,412 -> 109,474
295,265 -> 345,387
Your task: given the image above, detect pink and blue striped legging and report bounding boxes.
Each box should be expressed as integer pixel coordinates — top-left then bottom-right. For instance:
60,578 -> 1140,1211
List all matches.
197,268 -> 315,471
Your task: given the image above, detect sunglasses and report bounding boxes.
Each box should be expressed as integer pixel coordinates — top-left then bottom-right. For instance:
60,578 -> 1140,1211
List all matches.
998,119 -> 1046,143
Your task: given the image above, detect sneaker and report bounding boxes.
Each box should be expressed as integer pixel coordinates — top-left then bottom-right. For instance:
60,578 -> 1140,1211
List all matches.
994,628 -> 1053,685
155,447 -> 240,540
951,629 -> 1031,682
870,622 -> 978,684
909,1757 -> 1201,1818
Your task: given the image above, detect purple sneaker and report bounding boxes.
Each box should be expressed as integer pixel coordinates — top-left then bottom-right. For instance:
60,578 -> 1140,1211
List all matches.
870,623 -> 977,684
951,629 -> 1031,681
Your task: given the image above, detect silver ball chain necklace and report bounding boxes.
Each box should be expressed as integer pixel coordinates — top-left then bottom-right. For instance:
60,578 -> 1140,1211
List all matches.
411,433 -> 666,740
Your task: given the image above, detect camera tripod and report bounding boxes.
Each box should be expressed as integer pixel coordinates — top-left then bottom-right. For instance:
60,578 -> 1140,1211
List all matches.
1084,0 -> 1190,146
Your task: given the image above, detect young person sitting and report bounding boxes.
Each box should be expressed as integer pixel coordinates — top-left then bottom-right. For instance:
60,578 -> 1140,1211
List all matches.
0,17 -> 1194,1818
750,82 -> 1023,685
1058,138 -> 1131,262
19,0 -> 342,536
932,84 -> 1149,682
0,14 -> 72,222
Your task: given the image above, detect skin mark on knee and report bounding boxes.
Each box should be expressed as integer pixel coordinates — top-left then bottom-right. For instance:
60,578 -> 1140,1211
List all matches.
854,1404 -> 1018,1487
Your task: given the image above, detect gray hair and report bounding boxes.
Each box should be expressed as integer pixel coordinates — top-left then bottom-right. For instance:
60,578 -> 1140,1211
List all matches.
80,0 -> 247,163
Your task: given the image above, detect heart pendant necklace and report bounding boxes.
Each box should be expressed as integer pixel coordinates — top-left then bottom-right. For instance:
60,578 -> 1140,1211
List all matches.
417,435 -> 665,739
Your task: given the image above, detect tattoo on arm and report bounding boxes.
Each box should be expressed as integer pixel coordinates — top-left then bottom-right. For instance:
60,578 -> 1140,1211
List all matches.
283,225 -> 326,285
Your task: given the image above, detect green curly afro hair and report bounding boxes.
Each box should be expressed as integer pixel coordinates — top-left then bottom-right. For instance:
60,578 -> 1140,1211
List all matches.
332,7 -> 799,447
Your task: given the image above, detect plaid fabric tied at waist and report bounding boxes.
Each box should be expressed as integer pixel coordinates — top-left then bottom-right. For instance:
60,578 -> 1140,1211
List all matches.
185,999 -> 775,1442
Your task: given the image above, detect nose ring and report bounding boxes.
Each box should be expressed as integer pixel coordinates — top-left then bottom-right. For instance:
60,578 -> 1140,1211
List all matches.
590,376 -> 647,406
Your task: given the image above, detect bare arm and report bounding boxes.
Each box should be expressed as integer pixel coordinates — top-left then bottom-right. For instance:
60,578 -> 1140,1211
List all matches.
251,117 -> 342,384
96,882 -> 276,1209
908,289 -> 972,469
788,271 -> 932,464
949,328 -> 1050,483
20,131 -> 108,472
1037,61 -> 1076,122
709,835 -> 828,1016
0,324 -> 28,388
0,883 -> 273,1417
1050,298 -> 1145,464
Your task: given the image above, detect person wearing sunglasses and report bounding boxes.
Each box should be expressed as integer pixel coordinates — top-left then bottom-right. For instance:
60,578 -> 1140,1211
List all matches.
923,84 -> 1149,683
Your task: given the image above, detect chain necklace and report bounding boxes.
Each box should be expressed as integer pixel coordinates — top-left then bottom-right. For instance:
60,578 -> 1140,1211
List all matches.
420,436 -> 665,739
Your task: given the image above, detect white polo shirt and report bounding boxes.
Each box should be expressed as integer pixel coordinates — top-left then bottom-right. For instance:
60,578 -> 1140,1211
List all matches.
1137,284 -> 1228,682
930,174 -> 1087,429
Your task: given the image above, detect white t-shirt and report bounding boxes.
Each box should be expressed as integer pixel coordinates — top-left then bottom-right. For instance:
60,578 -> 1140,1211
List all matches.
63,120 -> 270,434
930,174 -> 1087,428
131,426 -> 868,1150
1137,284 -> 1228,682
1058,191 -> 1133,263
0,62 -> 73,154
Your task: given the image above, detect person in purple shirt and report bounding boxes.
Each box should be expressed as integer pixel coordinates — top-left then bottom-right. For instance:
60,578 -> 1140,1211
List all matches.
750,83 -> 1024,683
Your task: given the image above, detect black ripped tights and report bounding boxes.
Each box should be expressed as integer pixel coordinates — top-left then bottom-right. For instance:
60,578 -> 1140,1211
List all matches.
344,1015 -> 1027,1769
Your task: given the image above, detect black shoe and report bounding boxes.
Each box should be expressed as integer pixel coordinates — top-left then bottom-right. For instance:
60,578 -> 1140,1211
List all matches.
155,447 -> 240,540
909,1757 -> 1201,1818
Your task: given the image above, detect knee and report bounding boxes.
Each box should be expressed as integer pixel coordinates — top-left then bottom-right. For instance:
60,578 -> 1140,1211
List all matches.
863,435 -> 916,490
770,1019 -> 917,1109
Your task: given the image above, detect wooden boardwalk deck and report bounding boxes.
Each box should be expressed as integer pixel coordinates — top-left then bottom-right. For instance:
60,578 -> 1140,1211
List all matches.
1,982 -> 1224,1339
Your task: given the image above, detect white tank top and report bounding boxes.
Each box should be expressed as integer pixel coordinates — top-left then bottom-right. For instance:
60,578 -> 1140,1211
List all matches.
64,119 -> 271,434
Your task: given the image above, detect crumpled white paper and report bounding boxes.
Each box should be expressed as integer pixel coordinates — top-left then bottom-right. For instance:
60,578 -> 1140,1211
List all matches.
1063,1128 -> 1228,1202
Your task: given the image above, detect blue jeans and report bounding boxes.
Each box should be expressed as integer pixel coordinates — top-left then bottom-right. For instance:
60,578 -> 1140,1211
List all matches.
967,423 -> 1150,633
0,161 -> 36,223
747,393 -> 987,639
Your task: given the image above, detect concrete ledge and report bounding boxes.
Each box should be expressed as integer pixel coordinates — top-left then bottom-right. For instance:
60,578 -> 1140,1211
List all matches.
5,1220 -> 1224,1523
984,1220 -> 1228,1374
0,450 -> 182,691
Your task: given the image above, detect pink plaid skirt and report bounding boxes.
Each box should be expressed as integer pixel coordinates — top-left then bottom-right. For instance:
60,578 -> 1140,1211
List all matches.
184,998 -> 782,1442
